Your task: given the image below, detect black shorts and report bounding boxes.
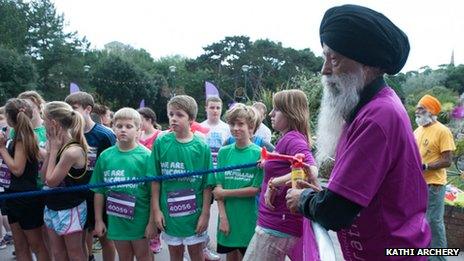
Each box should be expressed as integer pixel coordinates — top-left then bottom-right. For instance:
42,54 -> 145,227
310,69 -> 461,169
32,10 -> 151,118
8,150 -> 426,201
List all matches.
0,198 -> 8,216
217,243 -> 247,255
6,196 -> 44,230
84,191 -> 108,230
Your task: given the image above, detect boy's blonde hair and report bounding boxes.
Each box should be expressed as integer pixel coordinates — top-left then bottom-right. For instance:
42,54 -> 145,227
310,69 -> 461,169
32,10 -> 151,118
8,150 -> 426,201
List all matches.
205,96 -> 222,106
225,103 -> 258,133
113,108 -> 141,128
168,95 -> 198,120
273,89 -> 311,143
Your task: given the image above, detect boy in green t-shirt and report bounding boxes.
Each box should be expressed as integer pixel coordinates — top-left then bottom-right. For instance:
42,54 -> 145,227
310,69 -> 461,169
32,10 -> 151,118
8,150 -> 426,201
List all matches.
211,103 -> 263,260
91,108 -> 153,261
148,95 -> 213,261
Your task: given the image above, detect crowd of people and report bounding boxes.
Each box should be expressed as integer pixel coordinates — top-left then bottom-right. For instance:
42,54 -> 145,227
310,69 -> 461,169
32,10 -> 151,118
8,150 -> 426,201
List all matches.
0,4 -> 457,261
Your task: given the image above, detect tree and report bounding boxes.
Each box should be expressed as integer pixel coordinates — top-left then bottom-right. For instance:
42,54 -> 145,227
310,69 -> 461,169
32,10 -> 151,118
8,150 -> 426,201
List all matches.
25,0 -> 90,100
90,54 -> 159,109
188,36 -> 323,104
104,41 -> 157,73
0,47 -> 37,104
0,0 -> 29,53
445,65 -> 464,93
402,70 -> 447,95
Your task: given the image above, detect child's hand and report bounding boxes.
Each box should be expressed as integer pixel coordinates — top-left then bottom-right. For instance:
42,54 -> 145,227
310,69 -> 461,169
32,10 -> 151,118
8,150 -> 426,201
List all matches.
154,210 -> 165,232
0,131 -> 7,149
49,137 -> 63,151
295,179 -> 322,192
219,215 -> 230,236
212,187 -> 225,201
94,220 -> 107,237
264,186 -> 277,210
145,222 -> 156,239
195,212 -> 209,234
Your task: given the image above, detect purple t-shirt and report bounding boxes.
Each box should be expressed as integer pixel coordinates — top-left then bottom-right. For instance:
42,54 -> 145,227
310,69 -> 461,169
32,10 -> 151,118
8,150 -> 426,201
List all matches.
328,87 -> 431,260
258,130 -> 316,237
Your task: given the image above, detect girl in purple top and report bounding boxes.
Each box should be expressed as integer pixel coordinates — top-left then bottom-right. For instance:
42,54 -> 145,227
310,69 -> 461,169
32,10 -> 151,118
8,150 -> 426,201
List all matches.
243,90 -> 317,261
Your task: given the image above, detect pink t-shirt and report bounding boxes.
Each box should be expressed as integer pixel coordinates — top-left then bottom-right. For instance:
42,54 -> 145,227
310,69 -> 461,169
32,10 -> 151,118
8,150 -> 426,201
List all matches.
328,88 -> 431,260
258,130 -> 316,237
139,130 -> 160,150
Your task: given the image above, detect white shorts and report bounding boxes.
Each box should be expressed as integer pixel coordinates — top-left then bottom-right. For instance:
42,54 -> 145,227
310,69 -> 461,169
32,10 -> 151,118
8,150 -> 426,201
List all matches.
162,231 -> 208,246
44,201 -> 87,236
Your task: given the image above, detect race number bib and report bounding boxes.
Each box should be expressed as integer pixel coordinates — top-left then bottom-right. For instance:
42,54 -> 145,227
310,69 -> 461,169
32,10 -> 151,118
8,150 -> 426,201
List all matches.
106,191 -> 136,219
0,163 -> 10,188
0,158 -> 11,188
167,189 -> 197,217
87,147 -> 98,171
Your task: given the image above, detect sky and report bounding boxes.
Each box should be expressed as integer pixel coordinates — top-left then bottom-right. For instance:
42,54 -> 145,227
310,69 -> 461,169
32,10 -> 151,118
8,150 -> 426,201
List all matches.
52,0 -> 464,73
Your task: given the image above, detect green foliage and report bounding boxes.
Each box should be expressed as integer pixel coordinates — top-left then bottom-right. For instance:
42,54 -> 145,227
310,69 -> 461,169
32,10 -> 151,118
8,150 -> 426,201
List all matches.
90,54 -> 159,109
189,36 -> 323,105
0,0 -> 28,53
286,73 -> 323,132
445,64 -> 464,93
0,47 -> 37,104
104,41 -> 156,73
405,86 -> 459,127
455,139 -> 464,159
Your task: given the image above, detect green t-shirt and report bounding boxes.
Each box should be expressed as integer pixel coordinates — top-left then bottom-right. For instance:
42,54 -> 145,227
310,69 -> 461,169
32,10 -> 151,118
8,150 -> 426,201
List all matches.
147,132 -> 213,237
10,126 -> 47,188
215,143 -> 263,247
90,144 -> 151,240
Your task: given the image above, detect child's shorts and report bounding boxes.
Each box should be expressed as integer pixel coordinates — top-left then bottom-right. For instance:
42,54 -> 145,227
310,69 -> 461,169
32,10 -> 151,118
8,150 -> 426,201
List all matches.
44,200 -> 87,236
6,196 -> 44,230
162,231 -> 208,246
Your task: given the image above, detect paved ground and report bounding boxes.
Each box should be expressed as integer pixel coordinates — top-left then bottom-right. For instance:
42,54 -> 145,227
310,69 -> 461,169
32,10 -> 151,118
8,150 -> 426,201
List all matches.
1,202 -> 463,260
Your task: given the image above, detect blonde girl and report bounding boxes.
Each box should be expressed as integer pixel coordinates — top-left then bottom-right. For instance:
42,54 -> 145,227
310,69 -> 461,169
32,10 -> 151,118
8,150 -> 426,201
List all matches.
42,101 -> 89,261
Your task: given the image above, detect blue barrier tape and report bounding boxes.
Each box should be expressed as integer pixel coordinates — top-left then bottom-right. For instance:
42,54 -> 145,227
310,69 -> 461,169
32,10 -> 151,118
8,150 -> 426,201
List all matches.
0,162 -> 258,201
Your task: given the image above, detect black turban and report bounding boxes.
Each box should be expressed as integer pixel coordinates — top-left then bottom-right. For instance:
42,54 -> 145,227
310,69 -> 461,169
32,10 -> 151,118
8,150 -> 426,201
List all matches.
320,4 -> 410,75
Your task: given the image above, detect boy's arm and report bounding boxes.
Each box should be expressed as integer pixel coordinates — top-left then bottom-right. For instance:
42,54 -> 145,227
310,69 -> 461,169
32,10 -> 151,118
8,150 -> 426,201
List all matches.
94,193 -> 107,236
216,185 -> 230,235
151,182 -> 162,213
195,187 -> 212,234
145,188 -> 156,239
151,181 -> 165,231
94,193 -> 105,222
220,187 -> 260,198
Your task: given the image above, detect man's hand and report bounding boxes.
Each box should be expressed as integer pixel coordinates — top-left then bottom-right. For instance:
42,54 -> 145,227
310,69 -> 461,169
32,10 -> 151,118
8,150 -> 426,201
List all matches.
285,188 -> 305,213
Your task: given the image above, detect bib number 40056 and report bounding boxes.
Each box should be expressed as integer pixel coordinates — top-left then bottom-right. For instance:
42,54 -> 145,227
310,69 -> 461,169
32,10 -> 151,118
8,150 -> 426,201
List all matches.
167,189 -> 197,217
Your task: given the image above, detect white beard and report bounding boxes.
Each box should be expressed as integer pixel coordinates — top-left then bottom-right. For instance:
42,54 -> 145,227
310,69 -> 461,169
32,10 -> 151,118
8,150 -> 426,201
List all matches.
415,112 -> 435,126
315,72 -> 365,164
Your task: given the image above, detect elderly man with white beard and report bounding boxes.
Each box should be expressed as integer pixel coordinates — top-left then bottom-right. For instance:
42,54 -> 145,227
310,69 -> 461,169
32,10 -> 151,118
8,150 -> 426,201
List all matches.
285,4 -> 431,260
414,94 -> 455,261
